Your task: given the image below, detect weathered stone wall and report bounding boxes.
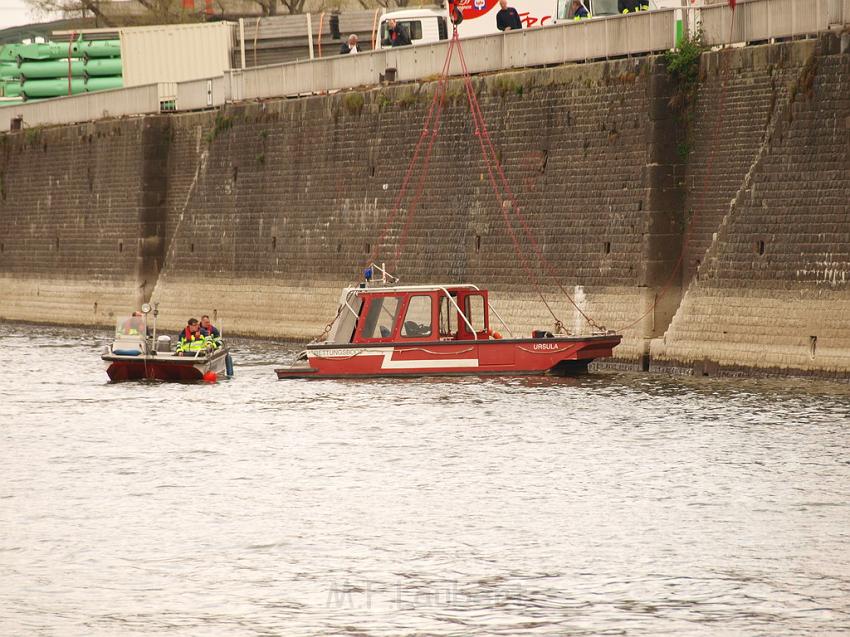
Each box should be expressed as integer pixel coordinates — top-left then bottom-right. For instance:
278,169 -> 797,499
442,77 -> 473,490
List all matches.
0,36 -> 847,376
150,56 -> 678,363
0,118 -> 170,327
651,36 -> 850,376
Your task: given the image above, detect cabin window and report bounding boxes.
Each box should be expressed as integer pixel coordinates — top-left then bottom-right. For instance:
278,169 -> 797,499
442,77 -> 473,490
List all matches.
437,17 -> 448,40
380,20 -> 423,44
439,294 -> 458,337
466,294 -> 486,333
360,296 -> 400,339
401,295 -> 433,338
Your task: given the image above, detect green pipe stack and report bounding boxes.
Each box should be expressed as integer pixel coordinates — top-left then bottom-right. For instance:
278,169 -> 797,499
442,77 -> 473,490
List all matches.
0,37 -> 123,102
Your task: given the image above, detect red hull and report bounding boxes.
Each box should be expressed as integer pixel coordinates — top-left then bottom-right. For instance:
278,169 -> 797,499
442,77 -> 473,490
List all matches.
275,335 -> 621,379
102,348 -> 230,382
105,360 -> 207,382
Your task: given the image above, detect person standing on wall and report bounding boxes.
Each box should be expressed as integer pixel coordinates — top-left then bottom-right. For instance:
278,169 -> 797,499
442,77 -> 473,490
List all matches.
619,0 -> 649,13
496,0 -> 523,31
569,0 -> 591,19
384,19 -> 411,47
339,34 -> 360,55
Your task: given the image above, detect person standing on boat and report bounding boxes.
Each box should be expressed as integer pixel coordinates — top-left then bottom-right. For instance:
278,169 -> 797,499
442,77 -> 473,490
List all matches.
176,318 -> 206,355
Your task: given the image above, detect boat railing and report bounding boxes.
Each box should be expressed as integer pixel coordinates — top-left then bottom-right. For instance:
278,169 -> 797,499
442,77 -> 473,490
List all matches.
341,280 -> 517,341
368,262 -> 399,284
342,295 -> 360,320
437,286 -> 478,340
486,303 -> 515,339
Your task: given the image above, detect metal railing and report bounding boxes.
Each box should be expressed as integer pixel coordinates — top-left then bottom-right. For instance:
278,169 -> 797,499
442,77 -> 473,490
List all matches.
175,76 -> 227,111
228,10 -> 675,100
699,0 -> 847,45
0,0 -> 846,132
0,83 -> 160,131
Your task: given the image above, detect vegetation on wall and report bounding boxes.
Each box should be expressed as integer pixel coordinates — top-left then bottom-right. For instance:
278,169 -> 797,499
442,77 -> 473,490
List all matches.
664,30 -> 706,159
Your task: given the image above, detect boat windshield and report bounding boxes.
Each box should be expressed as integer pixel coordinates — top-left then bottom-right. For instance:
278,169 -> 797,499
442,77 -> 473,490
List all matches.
115,315 -> 146,337
360,296 -> 400,339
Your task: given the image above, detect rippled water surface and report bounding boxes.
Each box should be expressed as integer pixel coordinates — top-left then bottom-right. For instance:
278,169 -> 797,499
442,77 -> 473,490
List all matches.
2,322 -> 850,636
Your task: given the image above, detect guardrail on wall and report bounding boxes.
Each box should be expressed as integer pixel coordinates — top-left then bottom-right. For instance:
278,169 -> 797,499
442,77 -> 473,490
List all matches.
175,76 -> 227,112
699,0 -> 846,45
0,84 -> 161,132
0,0 -> 847,132
229,9 -> 676,101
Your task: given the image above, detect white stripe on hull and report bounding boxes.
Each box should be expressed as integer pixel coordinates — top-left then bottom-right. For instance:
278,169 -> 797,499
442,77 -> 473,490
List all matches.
311,347 -> 480,370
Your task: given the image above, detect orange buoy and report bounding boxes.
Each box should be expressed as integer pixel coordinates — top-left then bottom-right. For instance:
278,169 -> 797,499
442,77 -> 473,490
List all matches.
203,371 -> 218,383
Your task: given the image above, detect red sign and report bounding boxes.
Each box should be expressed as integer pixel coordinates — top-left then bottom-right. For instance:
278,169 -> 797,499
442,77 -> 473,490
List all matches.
454,0 -> 499,20
520,11 -> 552,28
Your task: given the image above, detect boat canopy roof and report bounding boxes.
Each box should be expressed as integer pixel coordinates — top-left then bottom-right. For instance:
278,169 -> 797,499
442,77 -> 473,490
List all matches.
344,284 -> 481,295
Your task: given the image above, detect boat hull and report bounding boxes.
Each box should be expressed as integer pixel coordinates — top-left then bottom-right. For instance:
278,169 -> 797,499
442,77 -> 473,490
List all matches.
275,335 -> 621,379
102,348 -> 231,382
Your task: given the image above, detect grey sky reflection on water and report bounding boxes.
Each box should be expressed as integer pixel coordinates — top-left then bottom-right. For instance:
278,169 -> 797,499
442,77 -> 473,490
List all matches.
1,322 -> 849,636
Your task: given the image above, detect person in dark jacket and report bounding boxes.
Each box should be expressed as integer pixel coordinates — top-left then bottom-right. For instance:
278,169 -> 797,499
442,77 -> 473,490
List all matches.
339,34 -> 360,55
619,0 -> 648,12
199,315 -> 220,339
569,0 -> 590,18
496,0 -> 523,31
384,19 -> 411,47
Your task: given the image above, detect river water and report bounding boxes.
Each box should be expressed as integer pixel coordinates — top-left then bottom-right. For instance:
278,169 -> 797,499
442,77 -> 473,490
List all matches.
1,322 -> 849,636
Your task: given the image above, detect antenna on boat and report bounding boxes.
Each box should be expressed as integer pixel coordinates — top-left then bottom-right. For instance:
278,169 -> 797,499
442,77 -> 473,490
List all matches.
140,302 -> 154,351
150,303 -> 159,346
367,262 -> 398,287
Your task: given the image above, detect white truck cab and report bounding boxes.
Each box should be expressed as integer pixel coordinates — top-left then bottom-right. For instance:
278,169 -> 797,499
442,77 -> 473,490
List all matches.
377,0 -> 688,49
377,7 -> 449,49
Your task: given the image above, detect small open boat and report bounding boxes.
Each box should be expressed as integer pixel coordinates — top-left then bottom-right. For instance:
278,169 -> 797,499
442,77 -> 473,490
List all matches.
275,280 -> 620,380
102,305 -> 233,382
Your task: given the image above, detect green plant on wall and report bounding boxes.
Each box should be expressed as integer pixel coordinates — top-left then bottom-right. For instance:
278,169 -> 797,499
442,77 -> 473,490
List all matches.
24,125 -> 42,144
664,30 -> 706,160
204,113 -> 233,144
342,92 -> 364,115
396,92 -> 418,109
376,92 -> 392,110
665,29 -> 706,111
491,76 -> 523,98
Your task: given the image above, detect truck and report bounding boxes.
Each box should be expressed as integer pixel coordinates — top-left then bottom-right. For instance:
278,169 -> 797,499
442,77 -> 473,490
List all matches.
376,0 -> 689,49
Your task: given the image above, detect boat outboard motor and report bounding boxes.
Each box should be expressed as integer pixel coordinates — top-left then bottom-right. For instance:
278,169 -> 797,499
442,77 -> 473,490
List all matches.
156,335 -> 172,353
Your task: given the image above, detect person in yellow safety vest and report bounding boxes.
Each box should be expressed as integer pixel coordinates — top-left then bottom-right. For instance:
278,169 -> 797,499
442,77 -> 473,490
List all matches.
176,318 -> 210,355
569,0 -> 591,19
619,0 -> 649,12
121,311 -> 145,335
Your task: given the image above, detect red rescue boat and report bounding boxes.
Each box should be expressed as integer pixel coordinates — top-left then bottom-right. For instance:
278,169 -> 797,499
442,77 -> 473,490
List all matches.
275,282 -> 620,379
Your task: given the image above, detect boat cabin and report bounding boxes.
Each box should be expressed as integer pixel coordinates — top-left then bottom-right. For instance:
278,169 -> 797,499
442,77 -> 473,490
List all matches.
328,285 -> 498,344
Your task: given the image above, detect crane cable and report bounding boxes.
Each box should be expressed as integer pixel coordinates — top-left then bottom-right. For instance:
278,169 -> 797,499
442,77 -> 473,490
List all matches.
366,29 -> 568,331
362,3 -> 739,337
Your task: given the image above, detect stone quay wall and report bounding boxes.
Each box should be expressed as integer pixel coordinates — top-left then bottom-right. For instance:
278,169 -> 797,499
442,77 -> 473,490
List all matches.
0,35 -> 847,377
